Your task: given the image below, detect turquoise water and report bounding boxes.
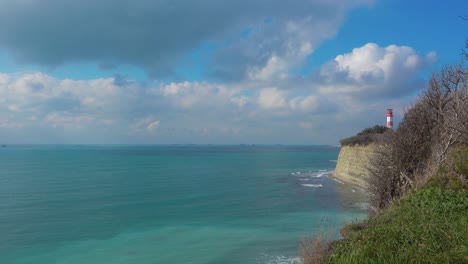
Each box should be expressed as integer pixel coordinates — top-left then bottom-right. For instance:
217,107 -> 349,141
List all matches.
0,145 -> 367,264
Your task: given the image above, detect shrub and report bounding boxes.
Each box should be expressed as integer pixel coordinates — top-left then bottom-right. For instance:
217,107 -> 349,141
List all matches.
299,236 -> 329,264
340,126 -> 390,147
357,125 -> 389,136
451,145 -> 468,178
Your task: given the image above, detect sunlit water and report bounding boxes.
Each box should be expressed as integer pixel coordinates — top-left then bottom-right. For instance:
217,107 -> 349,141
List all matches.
0,145 -> 368,264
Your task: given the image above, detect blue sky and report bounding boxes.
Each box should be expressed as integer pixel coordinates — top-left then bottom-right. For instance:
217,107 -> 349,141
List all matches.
0,0 -> 466,144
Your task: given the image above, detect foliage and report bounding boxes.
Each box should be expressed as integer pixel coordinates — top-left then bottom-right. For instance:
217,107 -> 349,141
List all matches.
451,145 -> 468,179
357,125 -> 389,136
324,177 -> 467,263
300,236 -> 330,264
340,125 -> 390,147
322,145 -> 467,263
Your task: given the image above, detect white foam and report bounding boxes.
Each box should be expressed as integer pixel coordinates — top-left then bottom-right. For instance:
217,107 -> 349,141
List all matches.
330,160 -> 338,163
331,178 -> 345,184
301,184 -> 323,188
263,255 -> 301,264
310,172 -> 328,178
291,170 -> 330,178
298,178 -> 309,181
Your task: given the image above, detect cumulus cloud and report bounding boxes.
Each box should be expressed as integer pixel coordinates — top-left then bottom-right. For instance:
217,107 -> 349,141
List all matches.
319,43 -> 436,97
247,55 -> 289,81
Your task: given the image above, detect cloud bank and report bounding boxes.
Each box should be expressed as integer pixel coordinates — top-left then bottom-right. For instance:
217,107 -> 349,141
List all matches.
0,43 -> 435,144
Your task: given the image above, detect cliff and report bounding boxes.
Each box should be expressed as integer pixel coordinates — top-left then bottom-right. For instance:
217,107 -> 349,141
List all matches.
333,144 -> 380,189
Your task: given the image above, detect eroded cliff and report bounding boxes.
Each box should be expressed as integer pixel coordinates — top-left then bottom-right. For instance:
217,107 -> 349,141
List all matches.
334,144 -> 380,189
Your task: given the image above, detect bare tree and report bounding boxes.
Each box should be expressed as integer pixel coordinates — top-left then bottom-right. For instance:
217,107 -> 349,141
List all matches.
423,65 -> 468,164
369,102 -> 434,209
460,15 -> 468,59
368,64 -> 468,209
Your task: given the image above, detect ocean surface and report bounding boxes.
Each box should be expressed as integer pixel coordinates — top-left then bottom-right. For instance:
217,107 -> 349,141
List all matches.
0,145 -> 368,264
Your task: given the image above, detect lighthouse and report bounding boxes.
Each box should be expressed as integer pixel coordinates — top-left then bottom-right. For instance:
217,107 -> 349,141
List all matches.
386,109 -> 393,129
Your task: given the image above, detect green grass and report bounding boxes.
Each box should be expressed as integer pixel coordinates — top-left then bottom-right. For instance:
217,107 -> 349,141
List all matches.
324,177 -> 468,264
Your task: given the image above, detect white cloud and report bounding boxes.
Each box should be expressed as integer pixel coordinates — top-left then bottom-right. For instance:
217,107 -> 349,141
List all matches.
0,41 -> 436,144
247,55 -> 289,81
258,88 -> 288,109
45,112 -> 95,128
131,115 -> 160,134
160,82 -> 238,109
319,43 -> 436,96
147,120 -> 160,133
231,96 -> 250,107
289,95 -> 319,112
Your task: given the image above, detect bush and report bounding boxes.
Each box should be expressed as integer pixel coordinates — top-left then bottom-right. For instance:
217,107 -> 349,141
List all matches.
451,145 -> 468,178
357,125 -> 389,136
299,236 -> 330,264
340,125 -> 390,146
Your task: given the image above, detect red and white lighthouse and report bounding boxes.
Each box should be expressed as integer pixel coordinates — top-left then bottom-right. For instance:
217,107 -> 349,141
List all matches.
386,109 -> 393,129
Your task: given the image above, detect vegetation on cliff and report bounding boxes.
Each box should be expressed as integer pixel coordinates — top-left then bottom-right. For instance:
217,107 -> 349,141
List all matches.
301,64 -> 468,263
369,64 -> 468,209
324,151 -> 468,264
339,125 -> 389,147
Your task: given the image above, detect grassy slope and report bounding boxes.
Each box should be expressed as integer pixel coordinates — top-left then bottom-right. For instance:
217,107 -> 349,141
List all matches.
325,177 -> 467,264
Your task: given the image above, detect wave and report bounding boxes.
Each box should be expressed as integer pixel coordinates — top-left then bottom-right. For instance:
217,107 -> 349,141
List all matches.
331,178 -> 344,184
310,171 -> 331,178
290,170 -> 332,178
262,255 -> 301,264
301,184 -> 323,188
329,160 -> 338,163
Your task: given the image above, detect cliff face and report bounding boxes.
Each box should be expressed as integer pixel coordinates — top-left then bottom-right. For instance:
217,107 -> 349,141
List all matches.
334,144 -> 380,189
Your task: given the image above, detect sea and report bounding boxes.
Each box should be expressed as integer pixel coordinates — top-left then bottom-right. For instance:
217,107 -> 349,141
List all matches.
0,145 -> 368,264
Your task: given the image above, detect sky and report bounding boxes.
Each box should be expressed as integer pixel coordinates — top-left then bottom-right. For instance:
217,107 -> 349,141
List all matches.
0,0 -> 467,144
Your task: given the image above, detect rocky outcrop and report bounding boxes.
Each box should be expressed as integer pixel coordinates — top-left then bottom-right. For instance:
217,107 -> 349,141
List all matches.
333,144 -> 380,189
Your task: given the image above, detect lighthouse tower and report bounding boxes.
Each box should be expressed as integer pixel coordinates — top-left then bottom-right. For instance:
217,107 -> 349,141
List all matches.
386,109 -> 393,129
